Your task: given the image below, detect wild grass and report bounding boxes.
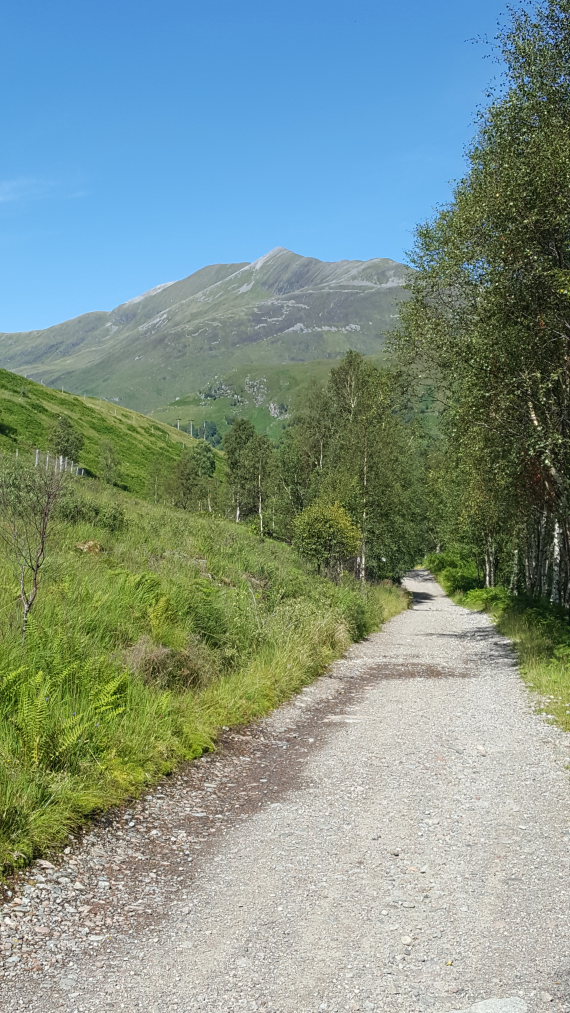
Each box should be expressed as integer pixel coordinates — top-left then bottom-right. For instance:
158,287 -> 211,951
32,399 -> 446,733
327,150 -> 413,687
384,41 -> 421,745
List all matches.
0,367 -> 196,495
0,482 -> 407,873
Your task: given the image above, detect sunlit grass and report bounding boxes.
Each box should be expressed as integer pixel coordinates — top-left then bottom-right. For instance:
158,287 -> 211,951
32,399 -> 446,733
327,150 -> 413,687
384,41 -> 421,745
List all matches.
0,482 -> 408,874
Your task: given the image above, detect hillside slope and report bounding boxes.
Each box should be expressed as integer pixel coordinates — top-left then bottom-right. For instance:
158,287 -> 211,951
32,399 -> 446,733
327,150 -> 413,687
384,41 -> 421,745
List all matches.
151,356 -> 389,439
0,248 -> 410,413
0,368 -> 195,495
0,477 -> 406,872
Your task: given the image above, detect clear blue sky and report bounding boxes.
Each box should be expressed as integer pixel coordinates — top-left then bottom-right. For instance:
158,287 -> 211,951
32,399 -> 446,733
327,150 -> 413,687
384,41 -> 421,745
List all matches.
1,0 -> 508,331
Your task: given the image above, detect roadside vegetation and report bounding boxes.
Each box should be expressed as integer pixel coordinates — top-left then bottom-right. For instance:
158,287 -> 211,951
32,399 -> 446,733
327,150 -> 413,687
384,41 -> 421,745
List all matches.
0,369 -> 414,875
0,477 -> 407,873
1,342 -> 420,874
398,1 -> 570,734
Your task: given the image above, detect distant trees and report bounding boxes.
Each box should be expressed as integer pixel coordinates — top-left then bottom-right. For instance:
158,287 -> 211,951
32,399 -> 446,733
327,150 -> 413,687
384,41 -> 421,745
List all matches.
139,350 -> 429,578
224,419 -> 256,523
202,421 -> 222,447
278,352 -> 428,579
171,443 -> 216,511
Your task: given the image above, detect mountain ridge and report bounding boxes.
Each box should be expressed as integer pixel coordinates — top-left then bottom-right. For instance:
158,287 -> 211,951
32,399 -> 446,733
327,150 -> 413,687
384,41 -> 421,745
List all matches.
0,248 -> 411,413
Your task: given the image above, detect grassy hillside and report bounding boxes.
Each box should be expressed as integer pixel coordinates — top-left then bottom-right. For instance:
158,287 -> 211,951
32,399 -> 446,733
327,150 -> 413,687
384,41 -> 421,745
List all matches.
0,368 -> 196,496
0,249 -> 410,413
151,358 -> 386,438
0,480 -> 407,872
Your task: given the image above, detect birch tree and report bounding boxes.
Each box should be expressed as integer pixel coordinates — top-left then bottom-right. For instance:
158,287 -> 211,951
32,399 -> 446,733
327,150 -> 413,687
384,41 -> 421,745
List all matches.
397,0 -> 570,601
0,458 -> 65,635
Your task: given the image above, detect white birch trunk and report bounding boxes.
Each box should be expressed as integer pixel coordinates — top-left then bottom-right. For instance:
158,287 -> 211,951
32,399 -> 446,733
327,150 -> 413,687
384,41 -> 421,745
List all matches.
258,467 -> 263,537
551,520 -> 561,604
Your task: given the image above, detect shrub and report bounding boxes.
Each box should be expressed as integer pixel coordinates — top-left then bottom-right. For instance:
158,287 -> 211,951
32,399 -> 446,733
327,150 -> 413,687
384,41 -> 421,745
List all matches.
293,502 -> 361,579
49,416 -> 84,462
124,634 -> 220,689
58,493 -> 126,532
97,503 -> 126,532
462,586 -> 514,616
439,567 -> 481,594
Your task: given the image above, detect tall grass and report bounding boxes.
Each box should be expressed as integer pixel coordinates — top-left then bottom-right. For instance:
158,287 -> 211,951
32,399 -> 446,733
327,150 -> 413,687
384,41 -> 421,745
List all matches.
0,482 -> 407,873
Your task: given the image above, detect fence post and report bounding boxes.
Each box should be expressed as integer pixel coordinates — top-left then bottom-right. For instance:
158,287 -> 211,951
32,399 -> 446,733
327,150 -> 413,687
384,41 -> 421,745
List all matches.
35,449 -> 40,467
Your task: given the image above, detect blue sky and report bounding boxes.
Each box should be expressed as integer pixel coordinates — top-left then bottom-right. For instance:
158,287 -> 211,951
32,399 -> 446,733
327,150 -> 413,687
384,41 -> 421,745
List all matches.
1,0 -> 508,331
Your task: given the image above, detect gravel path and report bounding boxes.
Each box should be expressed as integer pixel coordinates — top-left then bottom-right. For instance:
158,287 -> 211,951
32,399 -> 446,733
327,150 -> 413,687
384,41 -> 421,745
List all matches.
1,570 -> 569,1013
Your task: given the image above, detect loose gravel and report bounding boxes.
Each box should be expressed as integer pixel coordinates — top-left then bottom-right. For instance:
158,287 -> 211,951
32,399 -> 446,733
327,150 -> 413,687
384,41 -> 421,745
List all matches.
1,570 -> 569,1012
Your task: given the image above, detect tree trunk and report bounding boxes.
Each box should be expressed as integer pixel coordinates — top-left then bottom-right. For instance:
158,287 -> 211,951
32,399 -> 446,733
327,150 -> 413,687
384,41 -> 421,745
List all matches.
509,548 -> 519,593
484,538 -> 495,588
359,443 -> 367,584
551,520 -> 561,605
258,467 -> 263,537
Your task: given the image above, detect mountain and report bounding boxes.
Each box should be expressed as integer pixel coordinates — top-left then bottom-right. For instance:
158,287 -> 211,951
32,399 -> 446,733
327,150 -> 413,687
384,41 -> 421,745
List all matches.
0,248 -> 410,413
0,368 -> 195,496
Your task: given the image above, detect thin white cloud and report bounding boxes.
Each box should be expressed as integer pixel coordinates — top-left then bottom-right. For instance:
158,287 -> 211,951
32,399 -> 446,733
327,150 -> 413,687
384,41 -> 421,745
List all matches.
0,177 -> 53,204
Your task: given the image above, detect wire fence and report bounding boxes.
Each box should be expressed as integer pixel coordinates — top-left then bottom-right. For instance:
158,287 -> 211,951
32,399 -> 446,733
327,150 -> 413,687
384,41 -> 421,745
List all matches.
4,446 -> 86,476
33,449 -> 85,476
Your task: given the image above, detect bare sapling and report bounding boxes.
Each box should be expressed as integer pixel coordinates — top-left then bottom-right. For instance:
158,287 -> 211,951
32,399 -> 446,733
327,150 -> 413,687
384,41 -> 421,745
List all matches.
0,457 -> 66,635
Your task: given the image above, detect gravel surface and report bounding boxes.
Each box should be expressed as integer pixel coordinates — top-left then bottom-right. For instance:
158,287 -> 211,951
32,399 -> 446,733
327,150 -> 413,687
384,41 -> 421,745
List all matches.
1,570 -> 569,1012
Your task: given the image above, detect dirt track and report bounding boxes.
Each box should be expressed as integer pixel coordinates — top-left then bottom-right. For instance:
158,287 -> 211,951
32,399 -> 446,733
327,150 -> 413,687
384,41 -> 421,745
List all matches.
2,571 -> 569,1012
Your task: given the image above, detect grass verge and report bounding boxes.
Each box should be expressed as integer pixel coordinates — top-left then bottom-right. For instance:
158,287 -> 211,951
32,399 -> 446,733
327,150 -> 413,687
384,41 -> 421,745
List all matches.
0,484 -> 408,874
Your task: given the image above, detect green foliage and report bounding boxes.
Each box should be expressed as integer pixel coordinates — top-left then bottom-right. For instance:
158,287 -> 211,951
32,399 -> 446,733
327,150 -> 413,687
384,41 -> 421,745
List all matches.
462,586 -> 514,616
0,482 -> 407,871
280,351 -> 431,578
169,442 -> 216,510
0,457 -> 66,632
425,551 -> 481,594
397,0 -> 570,604
49,416 -> 84,462
0,368 -> 199,497
223,419 -> 257,520
100,441 -> 121,486
438,567 -> 480,595
58,491 -> 126,532
293,502 -> 361,578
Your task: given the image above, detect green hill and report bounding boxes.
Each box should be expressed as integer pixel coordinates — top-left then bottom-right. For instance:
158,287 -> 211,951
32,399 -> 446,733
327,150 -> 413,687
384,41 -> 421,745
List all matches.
151,356 -> 390,439
0,368 -> 195,495
0,249 -> 410,414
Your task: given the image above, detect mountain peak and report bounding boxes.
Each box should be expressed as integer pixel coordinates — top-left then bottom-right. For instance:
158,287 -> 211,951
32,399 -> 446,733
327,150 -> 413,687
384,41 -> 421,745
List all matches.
0,251 -> 410,413
251,247 -> 293,270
